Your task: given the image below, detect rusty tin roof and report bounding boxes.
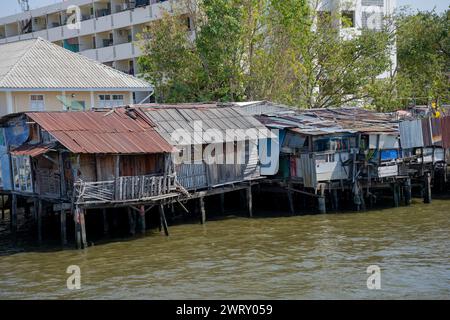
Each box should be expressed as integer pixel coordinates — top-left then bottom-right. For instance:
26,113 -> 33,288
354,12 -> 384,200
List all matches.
25,108 -> 174,154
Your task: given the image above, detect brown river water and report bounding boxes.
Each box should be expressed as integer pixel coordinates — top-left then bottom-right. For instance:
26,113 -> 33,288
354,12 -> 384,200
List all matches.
0,198 -> 449,299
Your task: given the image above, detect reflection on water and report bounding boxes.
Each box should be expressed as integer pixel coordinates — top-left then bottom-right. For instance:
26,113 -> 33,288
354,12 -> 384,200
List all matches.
0,198 -> 449,299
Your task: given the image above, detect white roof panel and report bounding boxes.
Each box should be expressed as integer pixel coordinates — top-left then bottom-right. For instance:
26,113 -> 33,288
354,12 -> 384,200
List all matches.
0,38 -> 152,91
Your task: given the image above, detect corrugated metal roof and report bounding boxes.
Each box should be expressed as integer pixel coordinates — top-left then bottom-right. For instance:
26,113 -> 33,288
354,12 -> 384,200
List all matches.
10,143 -> 55,157
231,101 -> 294,116
25,108 -> 174,154
0,38 -> 152,91
248,102 -> 399,136
140,104 -> 267,145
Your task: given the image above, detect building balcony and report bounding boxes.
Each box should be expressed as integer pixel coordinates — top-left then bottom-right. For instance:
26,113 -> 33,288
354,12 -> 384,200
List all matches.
74,174 -> 179,206
113,10 -> 133,29
48,26 -> 63,41
96,15 -> 113,33
115,42 -> 135,60
97,45 -> 115,62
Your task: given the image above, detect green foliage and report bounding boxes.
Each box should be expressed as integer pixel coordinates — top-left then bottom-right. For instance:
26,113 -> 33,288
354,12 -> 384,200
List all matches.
368,9 -> 449,112
137,1 -> 448,111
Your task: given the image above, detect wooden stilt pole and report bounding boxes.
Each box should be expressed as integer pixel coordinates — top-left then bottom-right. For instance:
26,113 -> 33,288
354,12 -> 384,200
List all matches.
318,185 -> 326,214
424,172 -> 432,204
74,205 -> 82,249
332,189 -> 339,211
79,208 -> 87,249
60,208 -> 67,246
404,178 -> 412,206
1,195 -> 5,220
102,209 -> 109,235
287,183 -> 295,215
11,194 -> 17,242
37,200 -> 42,245
139,205 -> 146,234
199,197 -> 206,224
317,195 -> 326,214
247,186 -> 253,218
128,207 -> 136,236
392,183 -> 400,207
353,182 -> 361,212
159,204 -> 169,236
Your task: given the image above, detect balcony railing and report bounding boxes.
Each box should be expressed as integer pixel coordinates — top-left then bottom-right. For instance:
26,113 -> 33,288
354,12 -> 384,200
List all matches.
74,174 -> 181,205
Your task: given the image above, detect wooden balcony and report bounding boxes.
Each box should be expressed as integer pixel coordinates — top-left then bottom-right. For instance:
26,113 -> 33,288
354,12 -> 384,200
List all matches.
74,174 -> 181,206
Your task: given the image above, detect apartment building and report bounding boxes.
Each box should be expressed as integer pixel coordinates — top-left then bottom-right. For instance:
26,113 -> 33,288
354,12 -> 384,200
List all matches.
318,0 -> 397,77
0,0 -> 180,103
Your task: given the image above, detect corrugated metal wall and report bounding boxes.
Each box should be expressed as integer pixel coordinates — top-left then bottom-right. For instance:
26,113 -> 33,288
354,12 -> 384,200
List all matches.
399,120 -> 424,149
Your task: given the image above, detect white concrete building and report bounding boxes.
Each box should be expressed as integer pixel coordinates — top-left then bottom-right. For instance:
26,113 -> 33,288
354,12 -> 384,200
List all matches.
0,0 -> 179,102
317,0 -> 397,77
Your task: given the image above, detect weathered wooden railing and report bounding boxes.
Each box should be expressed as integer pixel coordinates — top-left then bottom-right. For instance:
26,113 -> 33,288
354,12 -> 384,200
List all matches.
74,174 -> 179,205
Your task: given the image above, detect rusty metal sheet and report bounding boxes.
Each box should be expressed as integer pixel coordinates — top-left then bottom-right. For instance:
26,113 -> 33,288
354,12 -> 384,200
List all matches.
421,118 -> 433,146
25,108 -> 174,154
441,116 -> 450,149
10,144 -> 54,157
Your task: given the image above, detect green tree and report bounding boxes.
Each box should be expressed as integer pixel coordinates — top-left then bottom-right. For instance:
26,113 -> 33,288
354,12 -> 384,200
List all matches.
368,9 -> 449,111
137,10 -> 203,103
138,0 -> 394,108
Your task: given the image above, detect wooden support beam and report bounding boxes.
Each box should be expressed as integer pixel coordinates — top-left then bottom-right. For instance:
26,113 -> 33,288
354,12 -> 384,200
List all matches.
176,200 -> 189,214
1,195 -> 4,220
247,186 -> 253,218
318,185 -> 326,214
199,197 -> 206,225
102,209 -> 109,235
317,197 -> 326,214
392,183 -> 400,207
60,208 -> 67,246
128,207 -> 136,236
11,194 -> 17,242
139,205 -> 146,235
159,205 -> 169,236
331,189 -> 339,211
79,208 -> 87,249
73,205 -> 88,249
287,187 -> 321,198
404,179 -> 412,206
424,172 -> 432,204
37,200 -> 42,245
74,206 -> 82,249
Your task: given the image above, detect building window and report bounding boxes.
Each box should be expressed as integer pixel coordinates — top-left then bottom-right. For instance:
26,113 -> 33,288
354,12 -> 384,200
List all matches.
98,94 -> 125,108
342,11 -> 355,28
30,95 -> 45,111
12,155 -> 33,192
71,100 -> 86,111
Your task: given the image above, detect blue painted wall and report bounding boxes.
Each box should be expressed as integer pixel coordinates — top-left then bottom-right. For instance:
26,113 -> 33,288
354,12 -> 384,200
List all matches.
0,117 -> 29,191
